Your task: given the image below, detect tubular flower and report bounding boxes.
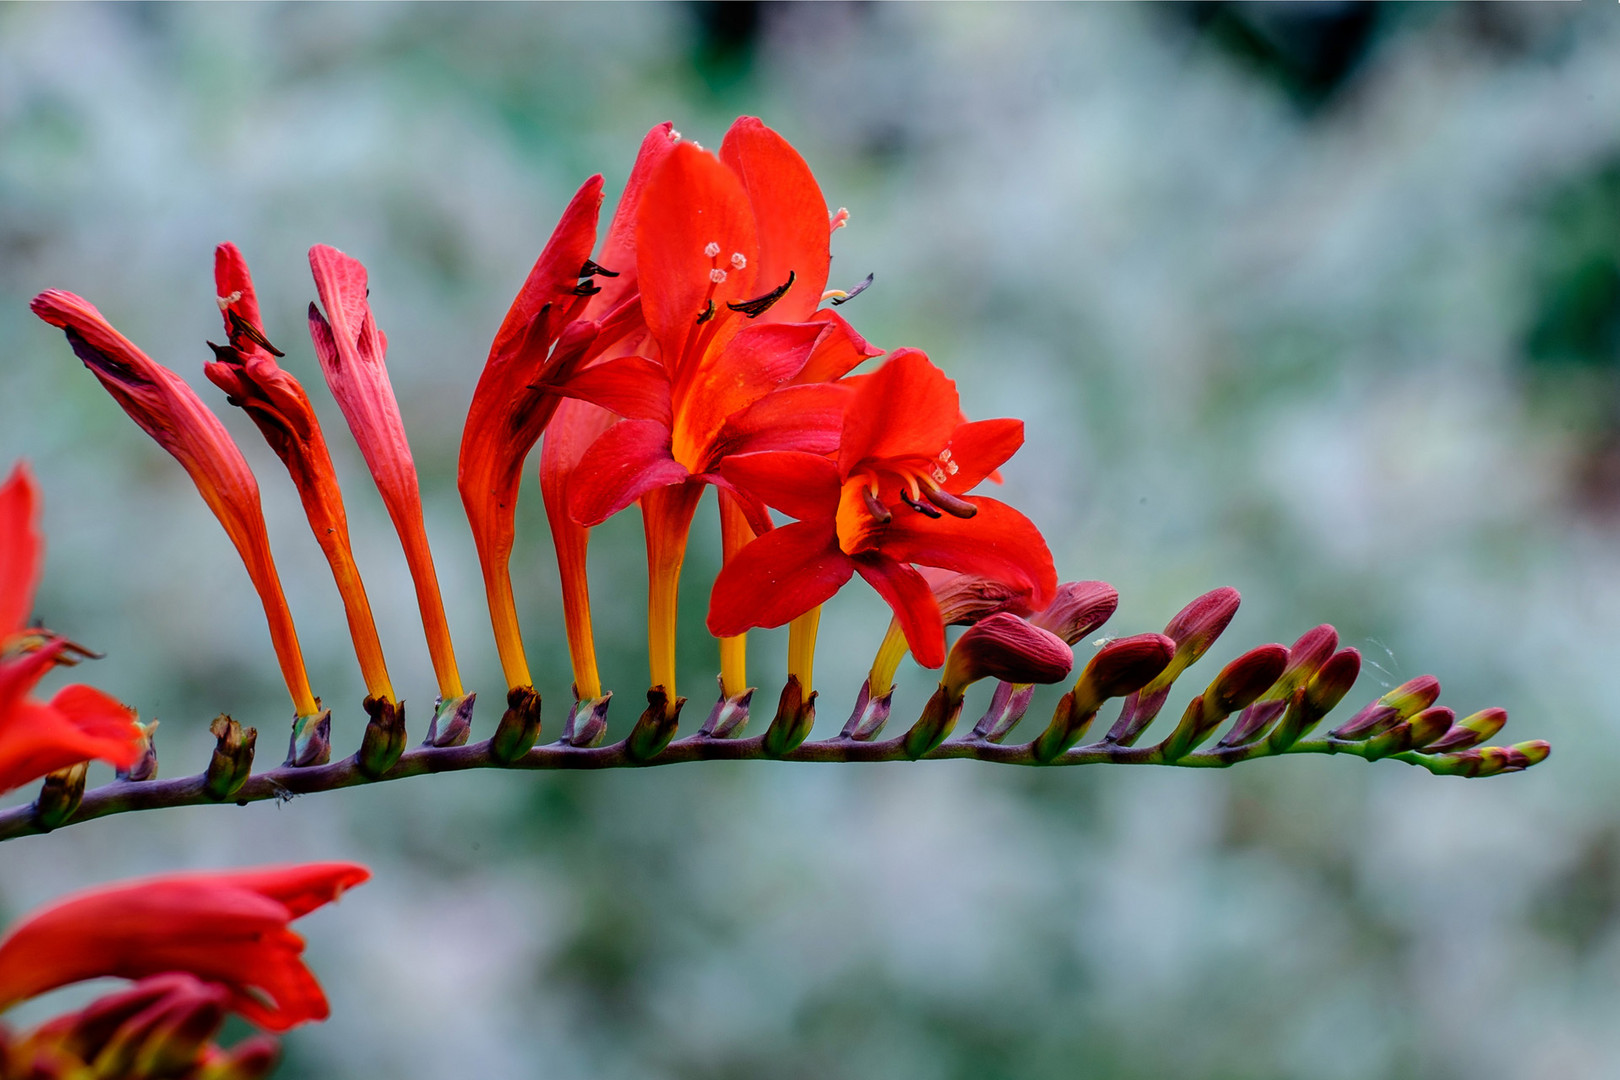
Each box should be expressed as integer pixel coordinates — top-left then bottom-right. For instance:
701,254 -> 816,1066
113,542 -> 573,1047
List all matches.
205,243 -> 394,708
30,291 -> 321,724
0,464 -> 142,795
557,119 -> 872,711
0,863 -> 370,1033
1,973 -> 281,1080
711,349 -> 1057,669
307,246 -> 471,738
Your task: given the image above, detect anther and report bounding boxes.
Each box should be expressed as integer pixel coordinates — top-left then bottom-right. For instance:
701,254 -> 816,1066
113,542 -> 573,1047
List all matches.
831,208 -> 850,231
227,311 -> 285,357
726,271 -> 796,319
696,299 -> 717,325
579,259 -> 620,279
710,268 -> 728,284
704,241 -> 721,258
862,487 -> 892,525
828,272 -> 873,307
731,252 -> 747,269
899,489 -> 942,518
572,279 -> 603,296
216,290 -> 243,310
923,487 -> 977,519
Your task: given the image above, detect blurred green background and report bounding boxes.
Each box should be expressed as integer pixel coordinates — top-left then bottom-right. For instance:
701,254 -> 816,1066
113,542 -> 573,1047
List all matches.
3,3 -> 1618,1077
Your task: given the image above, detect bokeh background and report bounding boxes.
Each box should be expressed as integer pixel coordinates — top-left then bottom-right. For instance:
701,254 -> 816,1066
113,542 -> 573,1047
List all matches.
2,3 -> 1618,1077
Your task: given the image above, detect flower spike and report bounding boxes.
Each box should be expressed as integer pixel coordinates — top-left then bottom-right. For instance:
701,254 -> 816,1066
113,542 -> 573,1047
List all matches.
206,243 -> 396,713
307,245 -> 471,737
30,292 -> 323,731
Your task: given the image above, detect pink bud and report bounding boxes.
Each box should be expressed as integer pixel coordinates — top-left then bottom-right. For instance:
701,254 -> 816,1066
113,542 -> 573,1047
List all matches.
1028,580 -> 1119,645
943,614 -> 1073,697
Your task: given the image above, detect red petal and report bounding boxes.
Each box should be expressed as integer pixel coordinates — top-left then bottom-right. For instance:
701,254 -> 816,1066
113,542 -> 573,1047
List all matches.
0,463 -> 41,639
589,122 -> 681,318
636,143 -> 759,365
672,321 -> 823,465
718,451 -> 840,521
710,382 -> 852,462
567,419 -> 690,526
706,520 -> 851,637
854,557 -> 947,669
838,349 -> 961,474
719,117 -> 831,323
942,418 -> 1024,493
790,309 -> 883,385
878,497 -> 1058,611
488,175 -> 604,365
552,355 -> 672,426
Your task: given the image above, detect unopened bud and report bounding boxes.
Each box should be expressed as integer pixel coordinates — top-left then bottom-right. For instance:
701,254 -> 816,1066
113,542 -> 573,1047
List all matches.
627,688 -> 682,761
1102,588 -> 1238,744
1332,674 -> 1440,740
1224,626 -> 1339,747
35,762 -> 88,830
764,675 -> 817,757
1028,580 -> 1119,645
425,692 -> 476,748
204,715 -> 256,801
942,614 -> 1073,699
1159,644 -> 1289,760
699,677 -> 752,739
1405,705 -> 1454,750
356,695 -> 407,778
199,1036 -> 282,1080
284,705 -> 331,768
1511,739 -> 1551,767
902,686 -> 963,759
970,681 -> 1036,743
116,719 -> 159,782
841,678 -> 893,741
490,686 -> 542,764
1266,647 -> 1362,752
1423,707 -> 1507,754
924,568 -> 1036,626
564,689 -> 613,747
1074,633 -> 1177,716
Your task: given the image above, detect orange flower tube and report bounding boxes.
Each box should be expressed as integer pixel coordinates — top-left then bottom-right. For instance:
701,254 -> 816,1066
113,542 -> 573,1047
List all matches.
307,246 -> 471,738
0,863 -> 369,1032
30,291 -> 321,724
205,243 -> 394,706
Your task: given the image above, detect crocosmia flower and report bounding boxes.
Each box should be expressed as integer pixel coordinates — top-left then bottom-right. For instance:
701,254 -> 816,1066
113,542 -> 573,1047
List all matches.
0,863 -> 369,1032
711,349 -> 1056,669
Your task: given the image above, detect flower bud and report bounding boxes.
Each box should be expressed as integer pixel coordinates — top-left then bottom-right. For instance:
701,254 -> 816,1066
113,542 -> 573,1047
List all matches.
764,675 -> 816,757
199,1036 -> 281,1080
970,681 -> 1037,743
204,715 -> 257,801
941,614 -> 1073,699
902,686 -> 963,760
565,690 -> 613,747
92,979 -> 228,1079
35,762 -> 87,830
116,719 -> 159,782
356,695 -> 407,778
425,692 -> 477,748
840,678 -> 893,741
1225,624 -> 1339,746
1332,675 -> 1440,740
1159,644 -> 1289,760
699,679 -> 751,739
1265,647 -> 1363,752
1103,588 -> 1240,744
490,686 -> 542,764
1423,707 -> 1507,754
627,688 -> 682,761
285,705 -> 331,768
1027,580 -> 1119,645
1034,634 -> 1176,762
1404,705 -> 1454,750
1511,740 -> 1551,767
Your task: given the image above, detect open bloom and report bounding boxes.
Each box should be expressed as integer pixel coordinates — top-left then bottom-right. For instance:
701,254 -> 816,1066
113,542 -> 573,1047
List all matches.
205,243 -> 394,707
30,291 -> 320,721
711,349 -> 1056,668
0,464 -> 141,795
0,863 -> 369,1033
308,246 -> 468,730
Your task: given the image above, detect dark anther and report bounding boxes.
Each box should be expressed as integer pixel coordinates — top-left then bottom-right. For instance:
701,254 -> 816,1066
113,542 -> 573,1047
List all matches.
829,273 -> 874,307
923,487 -> 977,519
227,311 -> 285,357
579,259 -> 620,279
726,271 -> 796,319
696,299 -> 717,325
899,489 -> 942,518
572,280 -> 603,297
206,341 -> 238,363
861,487 -> 892,525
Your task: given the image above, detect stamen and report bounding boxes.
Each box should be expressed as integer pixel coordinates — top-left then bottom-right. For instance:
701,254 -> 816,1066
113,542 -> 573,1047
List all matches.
227,311 -> 285,357
579,259 -> 620,279
862,486 -> 892,524
216,290 -> 243,310
828,272 -> 873,307
899,489 -> 942,518
726,271 -> 796,319
709,268 -> 728,284
831,208 -> 850,231
704,242 -> 721,258
923,486 -> 977,519
696,299 -> 717,325
730,252 -> 747,269
572,279 -> 603,296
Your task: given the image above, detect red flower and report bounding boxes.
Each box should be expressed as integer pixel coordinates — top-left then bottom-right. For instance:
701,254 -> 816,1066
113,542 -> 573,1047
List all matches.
0,863 -> 369,1033
30,291 -> 320,722
0,464 -> 141,795
711,350 -> 1056,669
205,243 -> 394,707
308,246 -> 467,722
